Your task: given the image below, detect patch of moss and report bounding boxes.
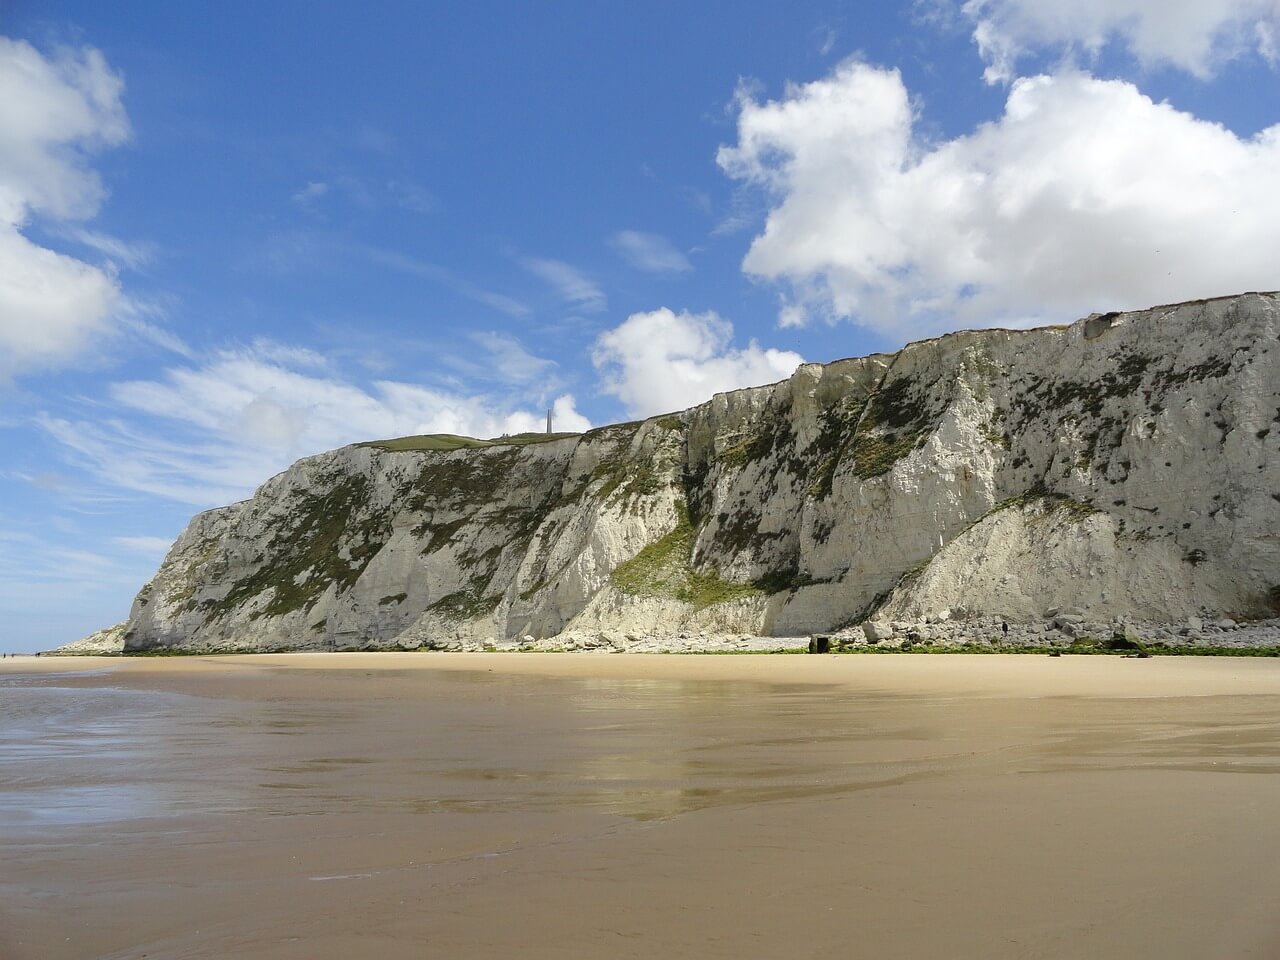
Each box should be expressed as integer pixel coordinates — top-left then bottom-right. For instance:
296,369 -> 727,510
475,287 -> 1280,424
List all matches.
678,568 -> 761,607
751,568 -> 822,594
717,414 -> 793,470
1054,495 -> 1101,521
1103,632 -> 1147,654
717,437 -> 758,469
404,447 -> 526,512
681,458 -> 713,529
867,375 -> 922,429
975,484 -> 1098,523
806,395 -> 868,498
842,374 -> 936,481
1156,356 -> 1232,389
1012,352 -> 1159,427
202,472 -> 389,619
593,456 -> 664,503
848,430 -> 928,479
415,514 -> 469,548
594,461 -> 626,501
711,507 -> 783,556
427,589 -> 501,620
610,501 -> 761,610
655,415 -> 684,432
610,509 -> 694,595
402,442 -> 591,573
616,463 -> 663,500
1142,644 -> 1280,657
983,425 -> 1012,449
124,647 -> 237,657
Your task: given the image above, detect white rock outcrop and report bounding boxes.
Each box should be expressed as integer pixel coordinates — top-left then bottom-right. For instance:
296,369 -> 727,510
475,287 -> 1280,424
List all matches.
48,622 -> 126,655
81,293 -> 1280,653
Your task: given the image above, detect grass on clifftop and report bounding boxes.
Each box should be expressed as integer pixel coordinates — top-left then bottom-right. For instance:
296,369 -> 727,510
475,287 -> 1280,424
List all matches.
361,432 -> 579,452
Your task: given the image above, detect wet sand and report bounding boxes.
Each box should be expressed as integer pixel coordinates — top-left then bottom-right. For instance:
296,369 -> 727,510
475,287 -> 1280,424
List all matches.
3,653 -> 1280,959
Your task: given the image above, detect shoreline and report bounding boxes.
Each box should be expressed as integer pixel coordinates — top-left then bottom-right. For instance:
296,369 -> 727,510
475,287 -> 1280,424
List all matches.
9,650 -> 1280,699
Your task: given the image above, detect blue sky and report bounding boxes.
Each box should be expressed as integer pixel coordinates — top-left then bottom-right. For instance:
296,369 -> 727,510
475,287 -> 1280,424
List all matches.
3,0 -> 1280,649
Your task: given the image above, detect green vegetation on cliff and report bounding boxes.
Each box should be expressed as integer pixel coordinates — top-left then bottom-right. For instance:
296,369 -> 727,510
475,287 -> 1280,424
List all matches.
610,502 -> 762,609
201,472 -> 389,619
362,432 -> 578,452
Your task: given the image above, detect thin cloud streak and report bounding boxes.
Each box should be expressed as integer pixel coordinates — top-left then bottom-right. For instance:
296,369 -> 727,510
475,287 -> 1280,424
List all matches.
610,230 -> 693,273
40,340 -> 591,507
358,244 -> 532,317
520,256 -> 607,312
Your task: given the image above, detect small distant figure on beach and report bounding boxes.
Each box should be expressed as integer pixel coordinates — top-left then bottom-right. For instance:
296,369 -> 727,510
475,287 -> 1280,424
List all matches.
1001,621 -> 1009,641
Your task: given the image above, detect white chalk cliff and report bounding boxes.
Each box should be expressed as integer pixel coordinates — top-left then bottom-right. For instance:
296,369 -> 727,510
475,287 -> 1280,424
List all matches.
108,293 -> 1280,653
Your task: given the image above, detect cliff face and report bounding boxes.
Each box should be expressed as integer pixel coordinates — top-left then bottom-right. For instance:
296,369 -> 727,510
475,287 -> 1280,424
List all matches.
119,293 -> 1280,652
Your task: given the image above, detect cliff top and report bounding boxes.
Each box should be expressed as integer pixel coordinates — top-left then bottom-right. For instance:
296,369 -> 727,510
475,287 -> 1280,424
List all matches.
361,431 -> 582,452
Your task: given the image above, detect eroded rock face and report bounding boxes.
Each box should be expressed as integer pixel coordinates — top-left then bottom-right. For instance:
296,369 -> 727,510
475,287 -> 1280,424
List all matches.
47,622 -> 126,655
108,293 -> 1280,652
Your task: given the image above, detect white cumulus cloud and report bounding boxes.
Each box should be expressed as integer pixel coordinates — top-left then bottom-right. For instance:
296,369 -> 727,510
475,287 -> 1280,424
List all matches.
593,308 -> 803,418
718,61 -> 1280,337
0,37 -> 134,380
960,0 -> 1280,82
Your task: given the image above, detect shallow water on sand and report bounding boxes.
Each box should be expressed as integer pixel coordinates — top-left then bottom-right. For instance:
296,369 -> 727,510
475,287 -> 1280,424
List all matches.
0,680 -> 196,827
2,658 -> 1280,959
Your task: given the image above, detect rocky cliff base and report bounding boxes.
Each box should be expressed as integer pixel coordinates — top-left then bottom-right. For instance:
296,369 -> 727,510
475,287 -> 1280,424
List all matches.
326,615 -> 1280,655
52,617 -> 1280,656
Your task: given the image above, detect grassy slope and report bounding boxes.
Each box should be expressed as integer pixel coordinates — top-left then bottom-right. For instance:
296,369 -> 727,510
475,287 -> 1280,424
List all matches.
360,432 -> 580,452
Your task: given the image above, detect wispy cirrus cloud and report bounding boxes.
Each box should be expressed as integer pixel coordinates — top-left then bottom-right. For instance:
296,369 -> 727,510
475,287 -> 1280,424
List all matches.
469,331 -> 559,384
520,256 -> 606,312
40,339 -> 590,506
291,180 -> 330,210
54,225 -> 156,271
355,244 -> 531,318
290,175 -> 434,215
610,230 -> 692,273
111,535 -> 175,556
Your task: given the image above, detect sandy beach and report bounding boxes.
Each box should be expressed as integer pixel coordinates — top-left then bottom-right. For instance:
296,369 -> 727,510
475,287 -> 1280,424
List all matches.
3,652 -> 1280,959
